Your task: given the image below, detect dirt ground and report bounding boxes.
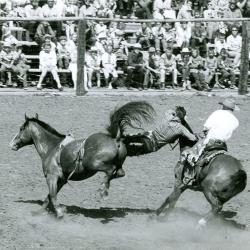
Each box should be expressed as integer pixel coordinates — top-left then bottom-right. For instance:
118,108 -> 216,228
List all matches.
0,94 -> 250,250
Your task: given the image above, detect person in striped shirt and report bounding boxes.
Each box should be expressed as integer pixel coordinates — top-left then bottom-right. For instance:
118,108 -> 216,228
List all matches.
124,109 -> 198,156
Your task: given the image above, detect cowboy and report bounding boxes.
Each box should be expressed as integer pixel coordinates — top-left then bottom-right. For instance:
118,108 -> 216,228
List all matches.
124,109 -> 198,156
182,98 -> 239,184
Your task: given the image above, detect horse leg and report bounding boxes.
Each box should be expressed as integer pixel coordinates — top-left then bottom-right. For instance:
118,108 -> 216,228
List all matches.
198,190 -> 222,228
98,165 -> 116,198
42,178 -> 66,210
156,183 -> 186,216
46,174 -> 65,218
156,162 -> 187,216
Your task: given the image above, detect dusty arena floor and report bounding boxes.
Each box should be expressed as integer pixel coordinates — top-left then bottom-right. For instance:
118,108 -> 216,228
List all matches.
0,92 -> 250,250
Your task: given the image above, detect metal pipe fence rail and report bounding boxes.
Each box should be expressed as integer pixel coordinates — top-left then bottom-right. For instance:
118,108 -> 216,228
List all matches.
0,16 -> 249,95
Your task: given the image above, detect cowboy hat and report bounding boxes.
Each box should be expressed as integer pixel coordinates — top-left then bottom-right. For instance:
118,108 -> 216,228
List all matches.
218,98 -> 239,111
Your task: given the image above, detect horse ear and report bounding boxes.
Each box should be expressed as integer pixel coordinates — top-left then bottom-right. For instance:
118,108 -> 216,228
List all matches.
24,113 -> 29,121
35,113 -> 39,119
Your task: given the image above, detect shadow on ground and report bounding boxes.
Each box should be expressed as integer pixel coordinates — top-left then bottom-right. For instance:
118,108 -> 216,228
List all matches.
16,200 -> 246,229
16,199 -> 155,223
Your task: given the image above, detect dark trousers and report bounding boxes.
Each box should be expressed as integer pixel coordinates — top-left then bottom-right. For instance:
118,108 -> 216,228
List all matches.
126,66 -> 145,88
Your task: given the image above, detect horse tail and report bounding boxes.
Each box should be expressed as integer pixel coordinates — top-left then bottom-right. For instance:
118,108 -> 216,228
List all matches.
107,101 -> 156,139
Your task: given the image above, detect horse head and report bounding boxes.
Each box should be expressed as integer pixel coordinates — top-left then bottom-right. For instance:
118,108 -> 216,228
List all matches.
10,113 -> 39,151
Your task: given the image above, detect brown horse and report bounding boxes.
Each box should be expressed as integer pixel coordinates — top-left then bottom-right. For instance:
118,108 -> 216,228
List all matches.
156,106 -> 247,227
10,101 -> 156,218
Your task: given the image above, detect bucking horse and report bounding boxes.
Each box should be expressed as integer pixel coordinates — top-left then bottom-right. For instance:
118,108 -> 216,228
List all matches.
10,101 -> 156,218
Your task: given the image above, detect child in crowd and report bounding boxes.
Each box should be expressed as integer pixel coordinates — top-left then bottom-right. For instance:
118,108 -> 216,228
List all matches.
204,49 -> 217,89
85,46 -> 101,88
101,44 -> 118,89
189,48 -> 209,91
57,36 -> 70,69
37,43 -> 63,91
0,42 -> 16,87
176,47 -> 192,90
217,48 -> 237,89
12,43 -> 30,87
160,47 -> 178,89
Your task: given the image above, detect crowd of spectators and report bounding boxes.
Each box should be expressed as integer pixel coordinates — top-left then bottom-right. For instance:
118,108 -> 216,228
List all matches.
0,0 -> 249,91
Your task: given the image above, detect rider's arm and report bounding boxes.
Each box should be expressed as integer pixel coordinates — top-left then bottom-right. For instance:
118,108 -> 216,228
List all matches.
180,124 -> 198,142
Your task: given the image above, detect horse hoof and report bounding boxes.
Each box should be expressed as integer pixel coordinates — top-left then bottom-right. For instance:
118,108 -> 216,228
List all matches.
196,218 -> 207,230
56,207 -> 64,219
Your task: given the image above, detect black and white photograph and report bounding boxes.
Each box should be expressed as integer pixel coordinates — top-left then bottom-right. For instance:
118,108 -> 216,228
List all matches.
0,0 -> 250,249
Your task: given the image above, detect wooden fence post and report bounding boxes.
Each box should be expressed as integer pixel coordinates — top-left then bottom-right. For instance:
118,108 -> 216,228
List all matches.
76,19 -> 87,96
239,21 -> 249,95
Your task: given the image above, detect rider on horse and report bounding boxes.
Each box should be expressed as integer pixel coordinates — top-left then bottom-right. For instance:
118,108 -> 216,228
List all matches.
123,109 -> 198,156
182,98 -> 239,184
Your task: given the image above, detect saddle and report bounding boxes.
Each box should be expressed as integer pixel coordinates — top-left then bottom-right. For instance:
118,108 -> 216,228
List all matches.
183,140 -> 228,185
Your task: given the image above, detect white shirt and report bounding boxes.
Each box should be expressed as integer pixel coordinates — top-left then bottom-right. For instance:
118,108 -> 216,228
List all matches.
203,109 -> 239,144
39,50 -> 57,68
101,52 -> 117,69
226,35 -> 242,53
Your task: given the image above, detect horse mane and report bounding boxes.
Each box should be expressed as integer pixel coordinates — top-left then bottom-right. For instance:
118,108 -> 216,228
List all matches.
28,118 -> 66,139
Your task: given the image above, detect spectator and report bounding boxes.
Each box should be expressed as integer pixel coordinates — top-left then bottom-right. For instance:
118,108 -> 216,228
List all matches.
68,39 -> 77,90
176,21 -> 192,48
133,0 -> 153,19
189,48 -> 208,91
12,43 -> 30,88
176,47 -> 192,90
41,0 -> 63,36
217,48 -> 237,89
177,0 -> 193,19
101,44 -> 118,89
2,29 -> 19,45
136,22 -> 152,49
0,42 -> 16,87
57,36 -> 70,69
85,46 -> 101,88
144,46 -> 162,89
62,20 -> 77,41
79,0 -> 97,16
125,43 -> 146,90
37,43 -> 63,91
214,30 -> 228,55
204,49 -> 217,89
238,0 -> 250,17
151,22 -> 167,52
226,25 -> 242,67
24,0 -> 43,41
203,1 -> 218,42
35,21 -> 56,46
153,0 -> 176,19
95,21 -> 107,40
95,36 -> 107,55
225,0 -> 242,30
43,34 -> 57,51
160,47 -> 178,88
190,21 -> 208,56
163,22 -> 176,48
62,0 -> 78,17
115,0 -> 134,17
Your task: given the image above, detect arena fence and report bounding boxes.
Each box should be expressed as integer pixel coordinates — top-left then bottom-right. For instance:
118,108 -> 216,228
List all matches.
0,16 -> 250,95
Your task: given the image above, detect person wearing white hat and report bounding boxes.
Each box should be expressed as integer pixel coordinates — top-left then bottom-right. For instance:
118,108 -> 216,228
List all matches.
181,98 -> 239,184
